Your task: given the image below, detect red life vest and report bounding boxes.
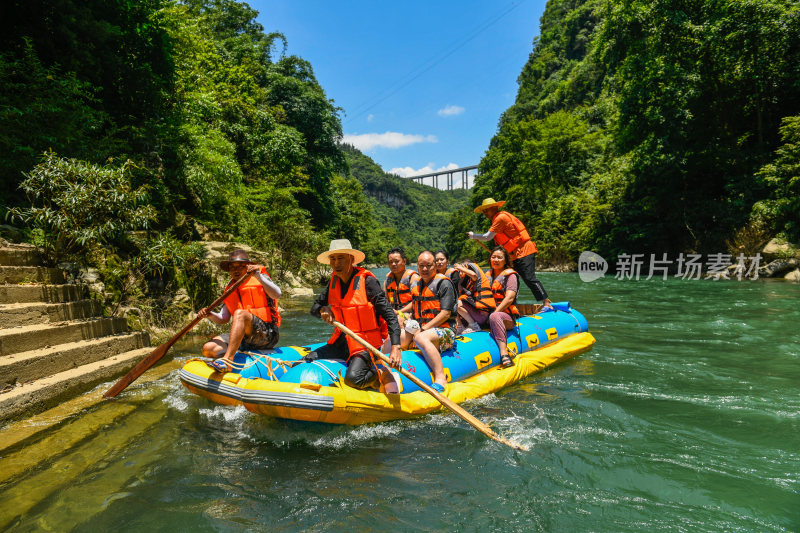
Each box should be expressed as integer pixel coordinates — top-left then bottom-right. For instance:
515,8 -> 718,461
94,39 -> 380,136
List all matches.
411,273 -> 455,327
489,268 -> 520,319
384,269 -> 419,310
224,268 -> 280,327
458,262 -> 496,312
493,212 -> 538,255
328,267 -> 388,358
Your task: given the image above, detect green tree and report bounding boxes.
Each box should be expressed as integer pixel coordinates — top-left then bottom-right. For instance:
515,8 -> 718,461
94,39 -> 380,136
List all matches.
753,115 -> 800,241
8,153 -> 156,265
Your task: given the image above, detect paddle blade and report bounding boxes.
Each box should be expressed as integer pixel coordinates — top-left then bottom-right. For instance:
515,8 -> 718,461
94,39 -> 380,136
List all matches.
103,342 -> 171,399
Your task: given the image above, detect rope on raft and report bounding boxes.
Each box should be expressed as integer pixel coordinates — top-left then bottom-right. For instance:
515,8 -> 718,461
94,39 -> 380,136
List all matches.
227,350 -> 297,381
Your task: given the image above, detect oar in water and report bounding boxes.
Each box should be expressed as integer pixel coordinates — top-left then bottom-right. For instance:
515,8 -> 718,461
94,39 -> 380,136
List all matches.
332,320 -> 529,451
103,272 -> 254,399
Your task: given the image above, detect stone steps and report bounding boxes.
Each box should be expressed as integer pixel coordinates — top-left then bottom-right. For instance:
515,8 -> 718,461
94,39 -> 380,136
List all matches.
0,245 -> 42,267
0,299 -> 103,327
0,284 -> 88,304
0,266 -> 66,284
0,346 -> 152,427
0,317 -> 130,357
0,243 -> 152,425
0,331 -> 150,390
0,391 -> 168,528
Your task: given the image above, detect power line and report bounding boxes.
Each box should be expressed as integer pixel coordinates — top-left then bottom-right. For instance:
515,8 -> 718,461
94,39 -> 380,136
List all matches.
343,0 -> 528,125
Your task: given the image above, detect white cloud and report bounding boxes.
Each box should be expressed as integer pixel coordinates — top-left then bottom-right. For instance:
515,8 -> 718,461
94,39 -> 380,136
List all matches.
437,105 -> 465,117
342,131 -> 438,151
367,114 -> 374,122
388,162 -> 460,178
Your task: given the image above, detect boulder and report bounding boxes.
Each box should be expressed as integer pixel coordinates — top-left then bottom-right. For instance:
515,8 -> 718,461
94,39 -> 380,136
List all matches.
758,258 -> 800,278
80,268 -> 102,283
171,288 -> 191,306
286,287 -> 314,296
0,224 -> 25,243
762,238 -> 800,260
785,269 -> 800,282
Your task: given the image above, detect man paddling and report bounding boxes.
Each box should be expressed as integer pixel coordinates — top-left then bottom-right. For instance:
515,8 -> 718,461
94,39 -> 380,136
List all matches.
199,250 -> 282,372
467,198 -> 551,307
309,239 -> 402,392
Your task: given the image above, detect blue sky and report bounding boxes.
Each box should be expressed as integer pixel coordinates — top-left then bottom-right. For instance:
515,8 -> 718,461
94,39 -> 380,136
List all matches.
250,0 -> 547,183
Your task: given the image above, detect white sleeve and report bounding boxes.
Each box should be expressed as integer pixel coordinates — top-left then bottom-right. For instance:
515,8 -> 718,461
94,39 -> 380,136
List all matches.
256,272 -> 282,298
473,231 -> 496,242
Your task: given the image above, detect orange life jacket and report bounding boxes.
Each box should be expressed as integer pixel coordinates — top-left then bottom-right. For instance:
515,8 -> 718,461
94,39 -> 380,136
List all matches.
384,269 -> 419,310
493,212 -> 538,255
328,267 -> 388,358
224,268 -> 280,327
411,273 -> 455,327
489,268 -> 520,319
458,262 -> 496,312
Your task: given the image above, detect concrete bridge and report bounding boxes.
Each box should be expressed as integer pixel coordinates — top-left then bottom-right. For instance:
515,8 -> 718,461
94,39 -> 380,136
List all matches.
400,164 -> 478,190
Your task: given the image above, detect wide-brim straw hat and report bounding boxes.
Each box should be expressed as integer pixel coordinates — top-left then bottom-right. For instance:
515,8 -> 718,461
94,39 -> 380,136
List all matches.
473,197 -> 506,213
220,250 -> 253,272
317,239 -> 365,265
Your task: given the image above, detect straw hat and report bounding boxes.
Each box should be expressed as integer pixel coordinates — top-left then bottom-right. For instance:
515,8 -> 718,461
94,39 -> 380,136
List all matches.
473,197 -> 506,213
316,239 -> 365,265
220,249 -> 253,272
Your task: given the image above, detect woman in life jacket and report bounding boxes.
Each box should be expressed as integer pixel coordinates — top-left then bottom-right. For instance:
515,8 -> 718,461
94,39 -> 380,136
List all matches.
452,258 -> 496,334
487,247 -> 521,368
383,247 -> 419,332
434,250 -> 459,284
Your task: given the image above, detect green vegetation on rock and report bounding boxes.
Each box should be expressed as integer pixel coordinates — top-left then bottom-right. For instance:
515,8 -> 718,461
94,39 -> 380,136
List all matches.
475,0 -> 800,262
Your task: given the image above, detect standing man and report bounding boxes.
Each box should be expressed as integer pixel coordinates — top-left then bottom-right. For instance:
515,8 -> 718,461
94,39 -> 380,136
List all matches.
309,239 -> 402,392
397,250 -> 457,393
199,250 -> 282,372
467,198 -> 551,306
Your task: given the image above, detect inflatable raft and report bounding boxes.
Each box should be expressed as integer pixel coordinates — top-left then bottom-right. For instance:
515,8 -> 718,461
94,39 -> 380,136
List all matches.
179,302 -> 595,424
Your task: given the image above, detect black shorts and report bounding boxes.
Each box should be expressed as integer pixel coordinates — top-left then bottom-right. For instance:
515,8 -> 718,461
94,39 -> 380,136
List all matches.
221,314 -> 279,350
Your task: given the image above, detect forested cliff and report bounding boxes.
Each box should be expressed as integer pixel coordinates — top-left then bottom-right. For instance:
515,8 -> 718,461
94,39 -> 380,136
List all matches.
0,0 -> 466,273
469,0 -> 800,261
3,0 -> 799,301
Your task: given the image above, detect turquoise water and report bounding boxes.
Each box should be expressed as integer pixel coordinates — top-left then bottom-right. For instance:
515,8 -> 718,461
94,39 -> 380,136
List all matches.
1,272 -> 799,531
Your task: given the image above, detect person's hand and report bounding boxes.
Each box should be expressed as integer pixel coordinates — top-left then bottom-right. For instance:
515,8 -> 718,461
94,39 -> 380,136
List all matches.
246,264 -> 260,274
466,231 -> 474,239
319,305 -> 335,325
198,307 -> 209,319
388,345 -> 402,368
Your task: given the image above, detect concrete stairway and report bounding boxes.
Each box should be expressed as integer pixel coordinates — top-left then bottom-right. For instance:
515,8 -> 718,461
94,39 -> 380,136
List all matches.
0,244 -> 151,424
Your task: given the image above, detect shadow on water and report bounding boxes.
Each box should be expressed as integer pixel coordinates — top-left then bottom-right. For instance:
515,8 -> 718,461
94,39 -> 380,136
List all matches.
1,273 -> 799,531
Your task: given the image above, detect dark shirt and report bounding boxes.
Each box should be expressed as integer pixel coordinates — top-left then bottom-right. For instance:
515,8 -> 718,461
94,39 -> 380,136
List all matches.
311,268 -> 401,346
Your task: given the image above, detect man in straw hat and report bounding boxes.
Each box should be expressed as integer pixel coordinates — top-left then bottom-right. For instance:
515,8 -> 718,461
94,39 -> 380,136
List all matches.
309,239 -> 403,392
467,198 -> 551,306
199,249 -> 282,372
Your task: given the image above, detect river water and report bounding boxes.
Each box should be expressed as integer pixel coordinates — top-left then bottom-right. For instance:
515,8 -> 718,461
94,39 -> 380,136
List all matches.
1,271 -> 798,531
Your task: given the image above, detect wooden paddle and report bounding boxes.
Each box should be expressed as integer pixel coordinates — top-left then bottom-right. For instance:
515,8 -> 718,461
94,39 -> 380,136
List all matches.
475,240 -> 492,253
332,320 -> 529,451
103,271 -> 254,398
